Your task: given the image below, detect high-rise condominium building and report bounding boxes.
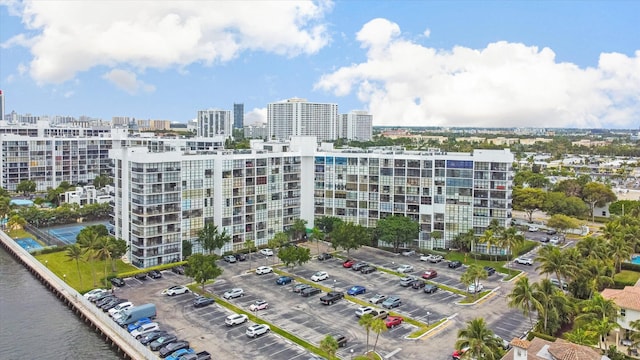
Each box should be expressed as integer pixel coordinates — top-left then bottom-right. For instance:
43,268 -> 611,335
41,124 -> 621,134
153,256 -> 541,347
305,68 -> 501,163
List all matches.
0,90 -> 4,123
338,111 -> 373,141
197,109 -> 233,138
268,98 -> 338,141
110,137 -> 513,268
233,103 -> 244,129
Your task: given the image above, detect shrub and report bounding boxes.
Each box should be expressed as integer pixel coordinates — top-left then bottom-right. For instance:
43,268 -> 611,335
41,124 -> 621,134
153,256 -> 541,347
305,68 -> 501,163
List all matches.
527,331 -> 556,342
33,245 -> 68,255
621,262 -> 640,272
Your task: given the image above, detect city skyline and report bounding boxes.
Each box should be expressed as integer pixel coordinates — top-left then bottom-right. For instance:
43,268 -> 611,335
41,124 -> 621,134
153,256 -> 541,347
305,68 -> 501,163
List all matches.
1,1 -> 639,129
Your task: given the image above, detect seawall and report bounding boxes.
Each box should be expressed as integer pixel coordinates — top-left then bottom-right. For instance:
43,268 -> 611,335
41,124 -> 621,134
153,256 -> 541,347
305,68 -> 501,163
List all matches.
0,231 -> 156,360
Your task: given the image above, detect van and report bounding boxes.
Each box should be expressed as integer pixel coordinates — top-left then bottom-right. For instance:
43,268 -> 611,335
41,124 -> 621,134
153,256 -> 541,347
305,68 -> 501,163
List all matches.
116,303 -> 156,327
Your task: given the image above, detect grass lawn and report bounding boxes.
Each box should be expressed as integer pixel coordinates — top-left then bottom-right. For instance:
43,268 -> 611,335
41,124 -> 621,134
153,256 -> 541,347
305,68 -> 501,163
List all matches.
36,251 -> 138,293
445,251 -> 522,279
7,228 -> 39,241
614,270 -> 640,286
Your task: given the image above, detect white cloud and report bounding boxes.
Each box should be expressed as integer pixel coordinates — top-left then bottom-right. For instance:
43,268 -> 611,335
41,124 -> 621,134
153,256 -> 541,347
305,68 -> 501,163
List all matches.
423,28 -> 431,38
316,18 -> 640,128
5,0 -> 332,85
245,107 -> 267,125
102,69 -> 155,94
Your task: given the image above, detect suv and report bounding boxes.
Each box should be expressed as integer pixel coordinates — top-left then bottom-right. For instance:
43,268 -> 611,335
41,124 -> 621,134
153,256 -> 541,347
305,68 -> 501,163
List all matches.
320,291 -> 344,305
399,276 -> 417,287
223,288 -> 244,299
134,272 -> 148,281
355,306 -> 375,318
424,284 -> 438,294
361,266 -> 377,274
235,253 -> 247,261
381,296 -> 402,309
420,254 -> 443,263
484,266 -> 496,276
276,276 -> 293,285
411,280 -> 426,289
396,264 -> 414,273
148,270 -> 162,279
225,313 -> 248,326
110,277 -> 125,287
223,255 -> 237,263
333,334 -> 347,347
550,278 -> 568,290
311,271 -> 329,282
448,260 -> 462,269
352,262 -> 368,271
171,266 -> 185,275
317,253 -> 332,261
514,257 -> 533,265
256,266 -> 273,275
300,287 -> 322,297
246,324 -> 270,338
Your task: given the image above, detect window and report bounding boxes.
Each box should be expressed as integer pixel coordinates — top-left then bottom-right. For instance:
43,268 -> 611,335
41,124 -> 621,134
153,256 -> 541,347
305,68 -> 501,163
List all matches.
621,309 -> 626,317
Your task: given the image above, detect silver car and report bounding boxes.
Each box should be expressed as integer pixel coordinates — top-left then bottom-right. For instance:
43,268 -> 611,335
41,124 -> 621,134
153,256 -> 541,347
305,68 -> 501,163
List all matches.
223,288 -> 244,299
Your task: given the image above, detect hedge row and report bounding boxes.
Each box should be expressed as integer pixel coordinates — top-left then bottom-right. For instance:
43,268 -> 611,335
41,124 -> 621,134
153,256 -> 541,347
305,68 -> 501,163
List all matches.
527,331 -> 556,342
621,262 -> 640,272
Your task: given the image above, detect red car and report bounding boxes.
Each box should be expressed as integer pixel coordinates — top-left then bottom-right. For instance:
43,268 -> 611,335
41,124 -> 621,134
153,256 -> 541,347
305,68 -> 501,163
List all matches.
385,316 -> 403,328
343,259 -> 355,268
422,269 -> 438,279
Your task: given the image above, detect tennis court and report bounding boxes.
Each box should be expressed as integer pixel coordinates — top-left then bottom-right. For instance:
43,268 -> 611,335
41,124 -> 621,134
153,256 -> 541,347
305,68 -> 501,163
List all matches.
48,222 -> 112,245
15,237 -> 43,252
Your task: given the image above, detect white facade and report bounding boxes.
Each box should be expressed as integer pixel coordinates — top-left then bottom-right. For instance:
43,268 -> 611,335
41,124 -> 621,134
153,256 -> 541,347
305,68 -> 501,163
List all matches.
63,185 -> 114,205
197,109 -> 233,138
339,111 -> 373,141
268,98 -> 338,141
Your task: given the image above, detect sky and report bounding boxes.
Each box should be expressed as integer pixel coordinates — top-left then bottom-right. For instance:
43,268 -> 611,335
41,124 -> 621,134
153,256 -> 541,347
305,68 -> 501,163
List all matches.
1,0 -> 639,129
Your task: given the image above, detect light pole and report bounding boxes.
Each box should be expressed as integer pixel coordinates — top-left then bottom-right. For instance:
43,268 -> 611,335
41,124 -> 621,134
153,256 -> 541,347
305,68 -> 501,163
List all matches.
333,279 -> 337,292
45,260 -> 48,268
350,349 -> 354,359
427,311 -> 431,326
63,274 -> 67,283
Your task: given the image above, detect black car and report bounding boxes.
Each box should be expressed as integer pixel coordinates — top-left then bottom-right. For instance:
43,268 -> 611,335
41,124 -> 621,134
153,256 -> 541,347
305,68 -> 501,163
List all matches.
171,266 -> 185,275
424,284 -> 438,294
235,253 -> 247,261
134,272 -> 148,280
546,229 -> 557,235
300,287 -> 322,297
411,280 -> 426,289
317,253 -> 332,261
333,334 -> 347,347
91,292 -> 114,303
193,296 -> 215,308
361,266 -> 377,274
150,334 -> 178,351
148,270 -> 162,279
352,262 -> 368,271
448,260 -> 462,269
140,330 -> 169,345
102,298 -> 128,311
96,295 -> 117,308
110,277 -> 126,287
484,266 -> 496,276
159,340 -> 190,358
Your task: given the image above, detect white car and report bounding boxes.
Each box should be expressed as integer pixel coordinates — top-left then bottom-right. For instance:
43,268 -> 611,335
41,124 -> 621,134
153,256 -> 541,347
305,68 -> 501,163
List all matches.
130,322 -> 159,338
514,257 -> 533,266
259,248 -> 274,256
468,283 -> 485,293
108,301 -> 133,317
420,254 -> 443,263
246,324 -> 270,338
355,306 -> 375,318
311,271 -> 329,282
369,294 -> 387,304
528,226 -> 539,232
249,300 -> 269,311
223,288 -> 244,299
225,313 -> 248,326
396,264 -> 414,273
162,285 -> 190,296
401,250 -> 416,256
83,288 -> 107,300
256,266 -> 273,275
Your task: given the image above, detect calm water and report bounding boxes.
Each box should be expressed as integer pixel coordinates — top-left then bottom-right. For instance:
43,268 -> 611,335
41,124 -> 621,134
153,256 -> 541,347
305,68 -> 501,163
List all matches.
0,247 -> 121,360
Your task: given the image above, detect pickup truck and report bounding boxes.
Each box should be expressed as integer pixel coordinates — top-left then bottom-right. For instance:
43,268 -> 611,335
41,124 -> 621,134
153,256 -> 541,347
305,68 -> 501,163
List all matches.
179,351 -> 212,360
320,291 -> 344,305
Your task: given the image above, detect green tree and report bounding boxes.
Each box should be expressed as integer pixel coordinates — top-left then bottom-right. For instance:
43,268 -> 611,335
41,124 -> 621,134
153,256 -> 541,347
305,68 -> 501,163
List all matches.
582,182 -> 617,222
277,246 -> 311,268
270,231 -> 290,250
319,335 -> 339,358
460,264 -> 488,300
478,229 -> 499,261
576,292 -> 618,325
244,239 -> 255,270
608,236 -> 633,274
564,327 -> 598,346
554,179 -> 583,198
6,214 -> 26,231
513,187 -> 546,223
16,180 -> 36,196
375,215 -> 419,253
315,216 -> 343,234
197,223 -> 229,254
543,192 -> 589,217
535,245 -> 575,287
308,226 -> 325,256
93,174 -> 113,189
182,240 -> 193,259
609,200 -> 640,216
65,244 -> 85,288
630,319 -> 640,349
108,238 -> 128,272
330,222 -> 370,256
77,226 -> 102,287
508,276 -> 541,328
359,313 -> 374,352
546,214 -> 581,241
371,317 -> 388,353
0,196 -> 11,220
452,229 -> 475,252
455,318 -> 502,360
185,254 -> 223,292
94,235 -> 113,287
532,279 -> 573,335
287,218 -> 307,241
588,317 -> 618,350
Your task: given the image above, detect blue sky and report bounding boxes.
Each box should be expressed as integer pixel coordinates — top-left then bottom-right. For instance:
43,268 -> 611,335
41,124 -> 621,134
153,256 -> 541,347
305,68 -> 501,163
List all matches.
1,0 -> 639,128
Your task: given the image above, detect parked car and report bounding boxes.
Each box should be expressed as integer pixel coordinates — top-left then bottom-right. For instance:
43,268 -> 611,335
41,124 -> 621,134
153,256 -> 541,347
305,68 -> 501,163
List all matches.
179,351 -> 211,360
171,266 -> 185,275
259,248 -> 274,256
528,226 -> 539,232
102,298 -> 128,311
225,313 -> 248,326
347,285 -> 367,296
127,318 -> 152,333
300,286 -> 322,297
135,272 -> 148,281
223,288 -> 244,299
159,341 -> 190,358
424,284 -> 439,294
420,254 -> 443,263
255,266 -> 273,275
467,283 -> 484,293
342,259 -> 355,268
234,253 -> 247,261
162,285 -> 190,296
484,266 -> 496,276
381,296 -> 402,309
110,277 -> 125,287
411,280 -> 426,290
385,316 -> 403,328
249,300 -> 269,311
311,271 -> 329,282
452,347 -> 469,360
131,322 -> 159,339
355,306 -> 375,318
352,262 -> 368,271
150,334 -> 178,351
148,270 -> 162,279
401,249 -> 416,256
223,255 -> 237,263
139,330 -> 168,345
320,291 -> 344,305
333,334 -> 347,347
246,324 -> 270,338
514,257 -> 534,265
396,264 -> 414,273
317,253 -> 332,261
109,301 -> 133,317
84,289 -> 107,300
550,278 -> 568,290
422,269 -> 438,279
293,283 -> 311,293
276,276 -> 293,285
546,229 -> 557,235
448,260 -> 463,269
369,294 -> 387,304
371,309 -> 389,319
361,266 -> 377,274
166,348 -> 194,360
399,276 -> 417,287
96,295 -> 117,308
193,296 -> 214,308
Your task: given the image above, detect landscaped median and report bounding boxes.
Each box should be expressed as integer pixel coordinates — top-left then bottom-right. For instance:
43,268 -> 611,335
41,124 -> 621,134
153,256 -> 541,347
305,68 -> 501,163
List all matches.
273,268 -> 449,339
187,284 -> 334,360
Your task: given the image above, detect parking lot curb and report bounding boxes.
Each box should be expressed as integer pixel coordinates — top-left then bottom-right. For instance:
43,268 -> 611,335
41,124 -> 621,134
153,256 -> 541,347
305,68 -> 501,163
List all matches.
406,313 -> 456,340
456,287 -> 500,306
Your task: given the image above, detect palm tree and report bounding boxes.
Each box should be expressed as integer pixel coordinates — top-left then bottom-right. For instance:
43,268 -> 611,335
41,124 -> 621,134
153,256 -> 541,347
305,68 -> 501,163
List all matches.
535,245 -> 575,285
576,292 -> 618,325
371,317 -> 388,352
607,236 -> 633,273
564,327 -> 598,346
455,318 -> 502,360
244,239 -> 255,270
577,236 -> 607,260
630,319 -> 640,348
588,317 -> 618,350
508,276 -> 541,328
359,313 -> 374,352
108,238 -> 128,272
7,214 -> 26,231
532,279 -> 573,335
94,236 -> 113,287
478,229 -> 497,261
319,335 -> 338,358
77,227 -> 101,287
65,244 -> 85,288
461,264 -> 488,300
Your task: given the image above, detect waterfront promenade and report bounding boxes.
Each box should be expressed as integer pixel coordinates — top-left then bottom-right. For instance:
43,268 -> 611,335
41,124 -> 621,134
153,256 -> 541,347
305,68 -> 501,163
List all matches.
0,230 -> 156,360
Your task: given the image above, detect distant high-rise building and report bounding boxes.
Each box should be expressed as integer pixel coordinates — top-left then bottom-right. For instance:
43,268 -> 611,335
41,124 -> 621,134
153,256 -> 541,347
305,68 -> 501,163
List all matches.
233,103 -> 244,129
267,98 -> 338,141
338,111 -> 373,141
197,109 -> 233,138
0,90 -> 4,122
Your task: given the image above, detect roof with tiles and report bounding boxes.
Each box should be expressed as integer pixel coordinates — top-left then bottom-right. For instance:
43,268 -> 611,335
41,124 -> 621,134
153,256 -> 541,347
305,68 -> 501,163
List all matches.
601,286 -> 640,311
